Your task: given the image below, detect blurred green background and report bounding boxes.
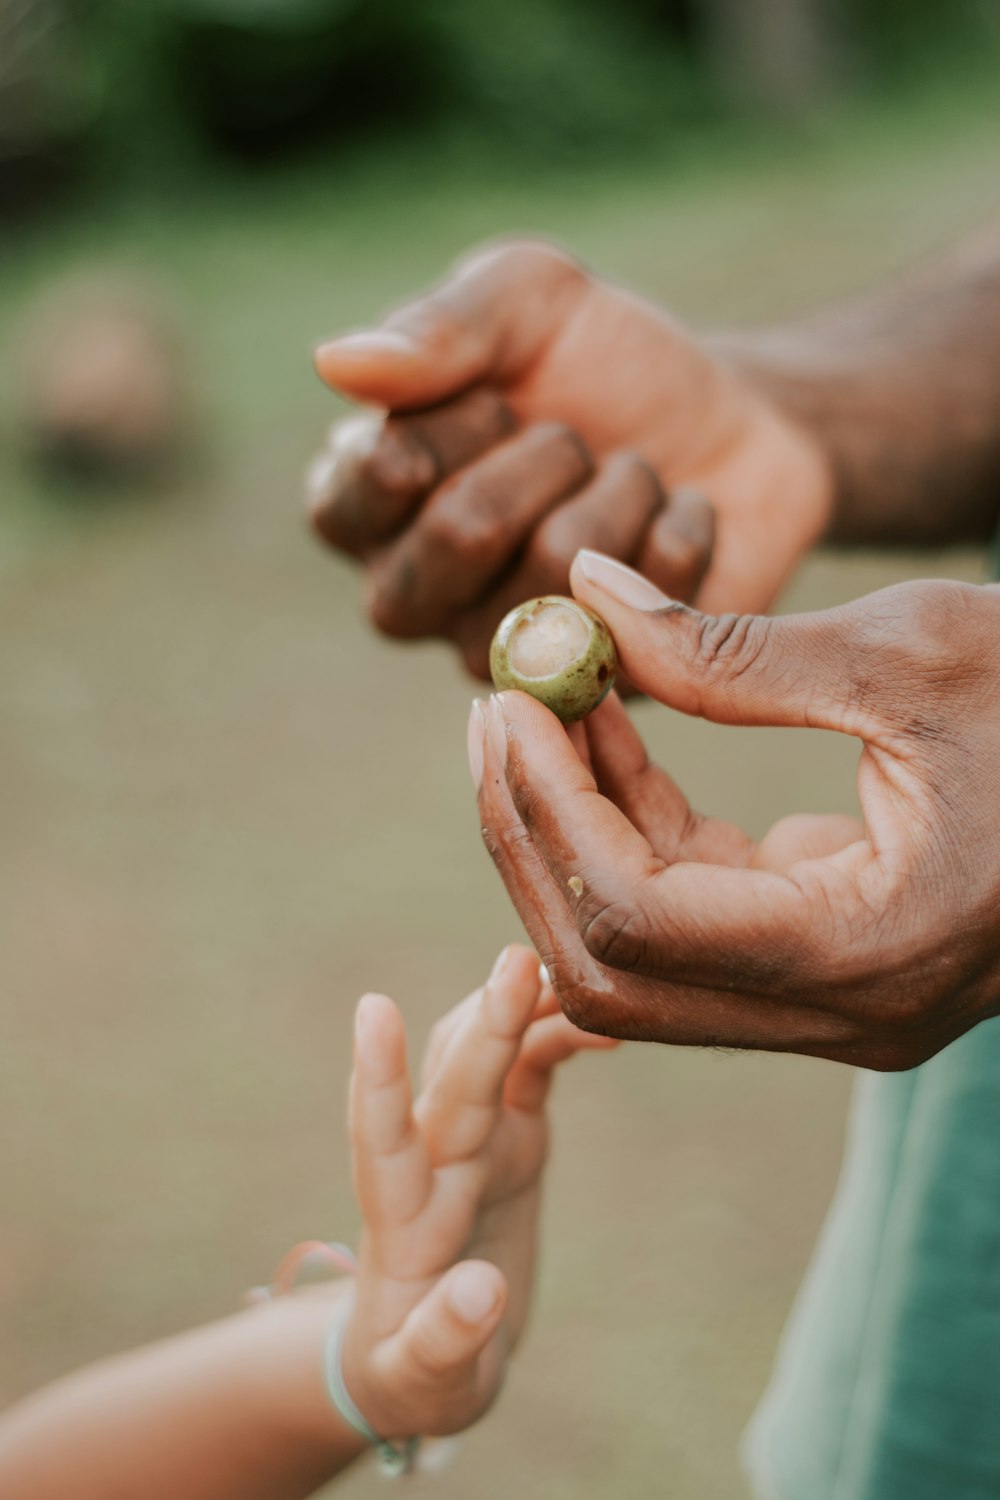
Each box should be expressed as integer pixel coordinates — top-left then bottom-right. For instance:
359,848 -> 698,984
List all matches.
1,3 -> 999,1496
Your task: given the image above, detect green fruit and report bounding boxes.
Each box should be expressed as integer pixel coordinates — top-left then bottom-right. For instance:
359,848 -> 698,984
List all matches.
489,595 -> 617,723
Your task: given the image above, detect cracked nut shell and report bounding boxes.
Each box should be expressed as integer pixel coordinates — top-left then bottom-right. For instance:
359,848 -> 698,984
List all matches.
489,595 -> 617,723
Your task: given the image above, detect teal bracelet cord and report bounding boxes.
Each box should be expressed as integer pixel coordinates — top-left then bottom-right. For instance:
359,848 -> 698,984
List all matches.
246,1238 -> 421,1478
324,1298 -> 420,1477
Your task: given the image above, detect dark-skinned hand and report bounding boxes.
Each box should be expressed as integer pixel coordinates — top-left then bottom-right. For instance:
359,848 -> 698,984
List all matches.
467,550 -> 1000,1071
307,241 -> 830,675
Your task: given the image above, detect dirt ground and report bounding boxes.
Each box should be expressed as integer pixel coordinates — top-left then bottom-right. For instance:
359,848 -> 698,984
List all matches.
1,87 -> 997,1498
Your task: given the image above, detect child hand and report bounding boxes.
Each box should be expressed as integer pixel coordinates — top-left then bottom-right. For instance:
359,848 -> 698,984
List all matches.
340,944 -> 615,1442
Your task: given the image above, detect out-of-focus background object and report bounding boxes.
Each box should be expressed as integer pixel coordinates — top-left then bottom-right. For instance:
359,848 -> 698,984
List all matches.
0,0 -> 100,212
15,273 -> 187,478
1,3 -> 999,1497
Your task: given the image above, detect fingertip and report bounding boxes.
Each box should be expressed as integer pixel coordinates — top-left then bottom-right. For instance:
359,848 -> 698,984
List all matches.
487,944 -> 513,985
447,1261 -> 507,1326
354,991 -> 406,1080
315,328 -> 419,366
492,688 -> 568,748
494,692 -> 595,789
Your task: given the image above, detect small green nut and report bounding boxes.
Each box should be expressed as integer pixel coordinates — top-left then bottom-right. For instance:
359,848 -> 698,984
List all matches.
489,595 -> 617,723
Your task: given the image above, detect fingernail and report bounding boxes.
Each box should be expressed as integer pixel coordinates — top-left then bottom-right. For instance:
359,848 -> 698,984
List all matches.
575,549 -> 673,611
467,699 -> 487,790
449,1264 -> 500,1324
315,329 -> 420,362
354,993 -> 382,1068
485,696 -> 509,770
488,945 -> 511,985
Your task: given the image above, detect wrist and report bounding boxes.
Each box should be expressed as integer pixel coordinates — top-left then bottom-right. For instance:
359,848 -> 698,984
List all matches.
242,1292 -> 368,1475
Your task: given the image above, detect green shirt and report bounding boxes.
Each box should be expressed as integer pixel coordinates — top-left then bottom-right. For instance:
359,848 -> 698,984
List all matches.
744,564 -> 1000,1500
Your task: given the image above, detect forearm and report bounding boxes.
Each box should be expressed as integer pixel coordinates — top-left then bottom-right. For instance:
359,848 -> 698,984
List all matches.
0,1296 -> 365,1500
710,225 -> 1000,547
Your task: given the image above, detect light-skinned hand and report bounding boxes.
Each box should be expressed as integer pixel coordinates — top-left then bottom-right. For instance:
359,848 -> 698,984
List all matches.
340,943 -> 615,1439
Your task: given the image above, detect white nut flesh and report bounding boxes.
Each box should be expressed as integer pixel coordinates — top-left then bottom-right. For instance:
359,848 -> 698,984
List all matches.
507,600 -> 590,679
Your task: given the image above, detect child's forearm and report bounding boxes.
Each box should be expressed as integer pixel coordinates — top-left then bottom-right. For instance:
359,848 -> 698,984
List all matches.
0,1295 -> 366,1500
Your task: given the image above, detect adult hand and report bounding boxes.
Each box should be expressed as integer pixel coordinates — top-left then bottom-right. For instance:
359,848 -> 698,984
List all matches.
306,389 -> 712,679
308,241 -> 832,671
467,553 -> 1000,1071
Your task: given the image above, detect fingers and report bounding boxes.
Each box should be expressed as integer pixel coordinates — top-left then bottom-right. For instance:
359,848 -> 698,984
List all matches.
493,691 -> 818,988
451,450 -> 666,677
419,988 -> 481,1091
568,551 -> 960,751
314,241 -> 588,409
636,487 -> 715,602
350,993 -> 431,1236
420,963 -> 563,1090
582,693 -> 753,866
469,695 -> 877,1058
504,1013 -> 618,1113
306,388 -> 515,556
752,813 -> 867,869
415,945 -> 542,1163
366,422 -> 592,638
569,550 -> 869,733
470,695 -> 622,1011
379,1260 -> 506,1416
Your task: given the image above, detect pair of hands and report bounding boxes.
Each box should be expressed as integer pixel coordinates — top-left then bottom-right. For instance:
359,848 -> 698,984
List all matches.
311,242 -> 1000,1073
339,945 -> 612,1442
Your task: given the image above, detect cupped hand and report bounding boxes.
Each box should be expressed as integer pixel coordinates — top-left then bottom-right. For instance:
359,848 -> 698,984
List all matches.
306,386 -> 712,679
468,554 -> 1000,1071
308,241 -> 831,668
341,944 -> 614,1440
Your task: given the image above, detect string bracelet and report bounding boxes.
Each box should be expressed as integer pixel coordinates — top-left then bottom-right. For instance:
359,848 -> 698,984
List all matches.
246,1239 -> 421,1477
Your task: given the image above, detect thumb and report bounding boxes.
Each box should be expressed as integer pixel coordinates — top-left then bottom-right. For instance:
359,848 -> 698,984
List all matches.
570,549 -> 876,737
385,1261 -> 507,1395
313,241 -> 587,410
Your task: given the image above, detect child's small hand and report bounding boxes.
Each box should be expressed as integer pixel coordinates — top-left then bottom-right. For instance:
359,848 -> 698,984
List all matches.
340,944 -> 615,1441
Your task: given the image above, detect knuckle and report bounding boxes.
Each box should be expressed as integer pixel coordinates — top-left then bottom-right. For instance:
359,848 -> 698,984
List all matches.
525,421 -> 593,486
604,449 -> 663,500
849,581 -> 984,737
651,526 -> 709,580
692,611 -> 769,682
550,971 -> 609,1034
409,1325 -> 453,1381
860,580 -> 976,673
366,575 -> 414,639
579,894 -> 650,972
480,814 -> 533,872
438,505 -> 501,568
464,386 -> 510,424
458,239 -> 584,290
417,503 -> 466,560
460,637 -> 492,682
526,515 -> 574,579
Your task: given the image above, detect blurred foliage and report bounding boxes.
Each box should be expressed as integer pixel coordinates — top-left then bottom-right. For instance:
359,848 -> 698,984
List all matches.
0,0 -> 102,207
2,0 -> 998,206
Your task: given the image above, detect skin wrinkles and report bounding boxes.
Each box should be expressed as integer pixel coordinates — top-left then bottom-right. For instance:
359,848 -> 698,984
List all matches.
312,232 -> 1000,1070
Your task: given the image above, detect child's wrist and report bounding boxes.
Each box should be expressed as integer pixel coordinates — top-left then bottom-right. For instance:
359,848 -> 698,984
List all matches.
246,1292 -> 369,1472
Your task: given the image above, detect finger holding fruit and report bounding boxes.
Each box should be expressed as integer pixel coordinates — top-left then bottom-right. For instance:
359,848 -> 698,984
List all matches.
469,558 -> 1000,1073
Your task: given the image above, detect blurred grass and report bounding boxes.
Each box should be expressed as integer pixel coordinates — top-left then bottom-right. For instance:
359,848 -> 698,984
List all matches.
1,73 -> 998,1498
